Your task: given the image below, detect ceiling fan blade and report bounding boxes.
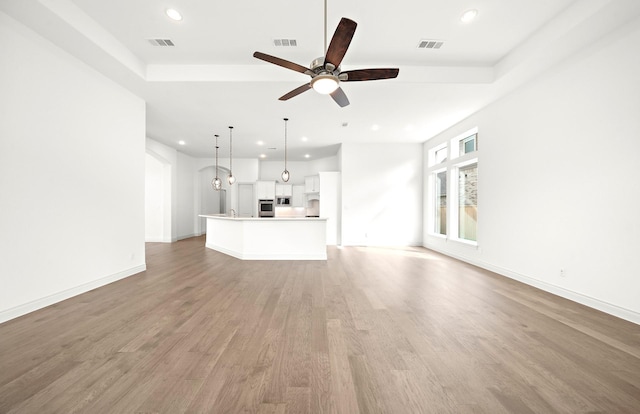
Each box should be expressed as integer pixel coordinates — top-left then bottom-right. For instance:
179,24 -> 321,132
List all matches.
325,18 -> 357,68
253,52 -> 310,74
330,87 -> 350,107
341,68 -> 400,81
279,84 -> 312,101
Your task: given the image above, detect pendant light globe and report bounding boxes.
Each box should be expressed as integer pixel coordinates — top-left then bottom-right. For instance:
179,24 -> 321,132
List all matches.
212,177 -> 222,190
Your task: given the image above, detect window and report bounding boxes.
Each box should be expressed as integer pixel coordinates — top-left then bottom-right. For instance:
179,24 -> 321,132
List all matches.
434,170 -> 447,235
451,129 -> 478,159
434,147 -> 448,164
457,163 -> 477,241
429,143 -> 448,166
459,134 -> 477,155
427,127 -> 479,245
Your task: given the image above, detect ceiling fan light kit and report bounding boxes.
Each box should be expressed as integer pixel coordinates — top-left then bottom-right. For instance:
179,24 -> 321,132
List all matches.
311,74 -> 339,94
252,8 -> 399,107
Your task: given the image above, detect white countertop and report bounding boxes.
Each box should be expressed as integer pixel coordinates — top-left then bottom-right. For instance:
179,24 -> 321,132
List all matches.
199,214 -> 326,221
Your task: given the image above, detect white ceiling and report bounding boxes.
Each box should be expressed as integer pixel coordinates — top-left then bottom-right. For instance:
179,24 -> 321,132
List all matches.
2,0 -> 638,160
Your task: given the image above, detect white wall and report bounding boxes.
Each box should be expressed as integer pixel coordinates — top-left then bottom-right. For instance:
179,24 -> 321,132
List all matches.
0,13 -> 146,322
145,153 -> 165,241
176,152 -> 197,239
309,155 -> 339,174
341,143 -> 423,246
423,17 -> 640,324
145,139 -> 261,241
197,166 -> 227,234
258,155 -> 340,184
194,158 -> 259,229
146,138 -> 178,241
259,160 -> 309,184
174,154 -> 259,239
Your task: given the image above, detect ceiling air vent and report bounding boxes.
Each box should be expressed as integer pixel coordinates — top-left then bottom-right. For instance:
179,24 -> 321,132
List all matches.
147,39 -> 175,47
418,40 -> 443,49
273,39 -> 297,47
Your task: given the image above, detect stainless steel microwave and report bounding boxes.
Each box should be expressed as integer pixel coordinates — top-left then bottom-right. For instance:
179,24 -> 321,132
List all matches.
276,196 -> 291,206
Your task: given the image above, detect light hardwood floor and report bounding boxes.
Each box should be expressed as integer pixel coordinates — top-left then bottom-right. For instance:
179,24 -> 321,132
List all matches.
1,236 -> 639,413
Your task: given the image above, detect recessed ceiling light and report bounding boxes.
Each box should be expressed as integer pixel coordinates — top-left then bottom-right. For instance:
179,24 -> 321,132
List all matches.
301,136 -> 308,142
178,140 -> 186,145
304,154 -> 310,158
371,124 -> 380,131
165,8 -> 183,21
257,140 -> 264,146
460,9 -> 478,23
260,154 -> 266,158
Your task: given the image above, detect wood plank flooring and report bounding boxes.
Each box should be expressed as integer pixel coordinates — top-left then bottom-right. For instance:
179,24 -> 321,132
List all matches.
1,236 -> 639,413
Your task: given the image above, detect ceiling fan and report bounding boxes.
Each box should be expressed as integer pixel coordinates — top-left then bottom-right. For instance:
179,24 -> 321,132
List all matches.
253,7 -> 399,107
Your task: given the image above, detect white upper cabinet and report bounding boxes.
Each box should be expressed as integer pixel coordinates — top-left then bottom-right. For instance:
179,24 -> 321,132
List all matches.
256,181 -> 275,200
275,184 -> 293,197
304,175 -> 320,193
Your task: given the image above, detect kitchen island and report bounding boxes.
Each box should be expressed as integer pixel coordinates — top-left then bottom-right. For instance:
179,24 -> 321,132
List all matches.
199,215 -> 327,260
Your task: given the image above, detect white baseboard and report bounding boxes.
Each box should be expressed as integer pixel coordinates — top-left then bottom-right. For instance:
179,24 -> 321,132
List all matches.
0,264 -> 146,324
423,244 -> 640,326
177,233 -> 199,241
145,237 -> 172,243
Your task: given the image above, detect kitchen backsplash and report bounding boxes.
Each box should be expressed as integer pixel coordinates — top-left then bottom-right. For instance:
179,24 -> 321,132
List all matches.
274,207 -> 306,218
306,200 -> 319,217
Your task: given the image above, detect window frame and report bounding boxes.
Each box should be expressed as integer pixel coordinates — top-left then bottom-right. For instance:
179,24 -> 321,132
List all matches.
426,127 -> 479,246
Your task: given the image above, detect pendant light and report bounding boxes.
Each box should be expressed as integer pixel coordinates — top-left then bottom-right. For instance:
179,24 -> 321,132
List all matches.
211,134 -> 222,191
281,118 -> 290,182
227,126 -> 236,185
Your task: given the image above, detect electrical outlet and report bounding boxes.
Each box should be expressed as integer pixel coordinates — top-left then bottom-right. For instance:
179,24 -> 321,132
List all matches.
560,268 -> 566,277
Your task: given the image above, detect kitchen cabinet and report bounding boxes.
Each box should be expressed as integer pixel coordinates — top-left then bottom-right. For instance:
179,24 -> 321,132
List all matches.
305,175 -> 320,193
256,181 -> 275,200
275,184 -> 292,197
292,185 -> 304,207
